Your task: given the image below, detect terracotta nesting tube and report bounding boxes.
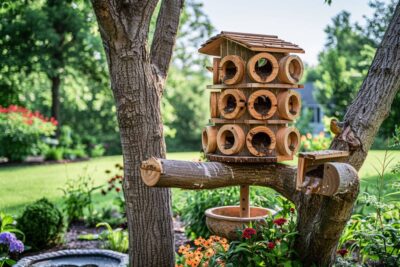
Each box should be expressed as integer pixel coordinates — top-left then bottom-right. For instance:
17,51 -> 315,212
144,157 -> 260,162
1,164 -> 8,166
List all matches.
277,90 -> 301,121
219,55 -> 245,85
278,55 -> 304,84
210,92 -> 220,118
246,126 -> 276,157
202,126 -> 218,153
276,127 -> 300,156
218,89 -> 246,119
247,90 -> 277,120
217,124 -> 245,155
247,52 -> 278,83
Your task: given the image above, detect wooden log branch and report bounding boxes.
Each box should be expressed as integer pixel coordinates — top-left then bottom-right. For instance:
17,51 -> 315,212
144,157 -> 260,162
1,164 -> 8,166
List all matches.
140,157 -> 298,201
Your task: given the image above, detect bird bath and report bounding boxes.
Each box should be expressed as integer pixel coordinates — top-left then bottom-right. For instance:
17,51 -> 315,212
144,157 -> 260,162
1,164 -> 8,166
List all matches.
14,249 -> 128,267
205,205 -> 275,240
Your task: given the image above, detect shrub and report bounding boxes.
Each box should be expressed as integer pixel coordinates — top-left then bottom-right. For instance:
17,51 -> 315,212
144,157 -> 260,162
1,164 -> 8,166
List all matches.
0,105 -> 57,162
90,144 -> 105,158
60,172 -> 101,223
44,147 -> 64,161
17,198 -> 63,250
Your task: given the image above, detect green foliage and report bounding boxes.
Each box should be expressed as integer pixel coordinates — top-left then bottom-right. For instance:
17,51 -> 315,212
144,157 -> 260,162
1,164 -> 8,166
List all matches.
338,138 -> 400,266
0,213 -> 25,267
0,106 -> 56,162
0,213 -> 24,241
180,187 -> 239,239
44,147 -> 64,161
84,206 -> 126,228
17,198 -> 63,250
311,1 -> 399,138
60,172 -> 101,223
96,222 -> 128,253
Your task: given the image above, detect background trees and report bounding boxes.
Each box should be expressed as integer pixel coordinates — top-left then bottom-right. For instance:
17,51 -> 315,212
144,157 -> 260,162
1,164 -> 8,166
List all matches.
309,0 -> 398,139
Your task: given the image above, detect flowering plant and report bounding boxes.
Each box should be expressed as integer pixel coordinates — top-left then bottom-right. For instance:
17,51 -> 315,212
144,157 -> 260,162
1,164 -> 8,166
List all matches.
175,236 -> 229,267
0,105 -> 57,161
0,213 -> 25,267
209,201 -> 300,266
300,132 -> 332,152
102,163 -> 125,212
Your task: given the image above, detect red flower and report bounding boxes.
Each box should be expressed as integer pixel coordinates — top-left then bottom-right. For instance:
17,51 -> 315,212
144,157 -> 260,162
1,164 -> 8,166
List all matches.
267,242 -> 275,249
273,218 -> 287,226
116,187 -> 121,192
337,249 -> 348,257
242,228 -> 257,239
290,208 -> 295,213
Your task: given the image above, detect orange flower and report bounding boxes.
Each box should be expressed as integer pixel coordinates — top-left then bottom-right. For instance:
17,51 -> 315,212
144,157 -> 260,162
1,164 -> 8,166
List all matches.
306,133 -> 312,139
301,135 -> 307,142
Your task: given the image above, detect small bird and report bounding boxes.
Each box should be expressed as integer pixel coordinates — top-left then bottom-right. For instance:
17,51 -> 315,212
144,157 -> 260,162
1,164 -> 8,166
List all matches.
330,119 -> 344,136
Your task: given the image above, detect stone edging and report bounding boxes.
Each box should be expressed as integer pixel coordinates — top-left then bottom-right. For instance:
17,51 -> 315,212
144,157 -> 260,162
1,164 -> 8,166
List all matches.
14,249 -> 128,267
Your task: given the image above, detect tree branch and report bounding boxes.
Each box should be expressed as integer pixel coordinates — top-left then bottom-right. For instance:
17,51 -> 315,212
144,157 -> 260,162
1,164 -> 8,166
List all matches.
141,158 -> 298,202
331,2 -> 400,171
150,0 -> 184,79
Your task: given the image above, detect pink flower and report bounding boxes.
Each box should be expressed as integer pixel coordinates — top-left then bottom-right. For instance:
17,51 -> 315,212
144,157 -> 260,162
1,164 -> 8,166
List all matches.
242,228 -> 257,239
273,218 -> 287,226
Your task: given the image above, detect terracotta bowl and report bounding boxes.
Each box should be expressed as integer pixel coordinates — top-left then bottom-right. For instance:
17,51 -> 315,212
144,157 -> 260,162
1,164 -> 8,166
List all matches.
205,205 -> 275,240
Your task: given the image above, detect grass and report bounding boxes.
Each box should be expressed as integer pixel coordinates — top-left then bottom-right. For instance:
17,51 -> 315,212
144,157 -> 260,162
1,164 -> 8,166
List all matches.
0,150 -> 399,216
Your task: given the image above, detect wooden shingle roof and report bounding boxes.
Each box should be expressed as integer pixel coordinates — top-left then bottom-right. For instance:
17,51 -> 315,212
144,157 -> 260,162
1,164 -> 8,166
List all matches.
199,31 -> 305,56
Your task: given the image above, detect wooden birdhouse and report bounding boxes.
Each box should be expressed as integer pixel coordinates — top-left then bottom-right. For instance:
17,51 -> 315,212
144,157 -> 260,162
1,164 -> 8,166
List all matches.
140,31 -> 357,241
199,31 -> 305,163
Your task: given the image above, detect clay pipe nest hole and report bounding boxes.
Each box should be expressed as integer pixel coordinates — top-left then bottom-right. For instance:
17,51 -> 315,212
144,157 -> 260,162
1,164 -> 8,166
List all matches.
248,90 -> 277,120
246,126 -> 276,157
218,89 -> 246,119
219,55 -> 245,85
217,125 -> 245,155
247,53 -> 278,83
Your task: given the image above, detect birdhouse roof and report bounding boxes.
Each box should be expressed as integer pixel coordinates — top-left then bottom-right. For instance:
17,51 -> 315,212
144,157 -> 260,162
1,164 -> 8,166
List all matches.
198,31 -> 305,56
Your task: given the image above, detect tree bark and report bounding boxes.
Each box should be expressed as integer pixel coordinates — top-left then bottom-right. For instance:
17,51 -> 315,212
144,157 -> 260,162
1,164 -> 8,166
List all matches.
90,0 -> 183,266
51,75 -> 60,128
140,3 -> 400,266
294,3 -> 400,265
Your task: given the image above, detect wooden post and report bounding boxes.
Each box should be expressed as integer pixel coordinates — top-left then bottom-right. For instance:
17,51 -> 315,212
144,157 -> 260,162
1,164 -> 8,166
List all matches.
240,185 -> 250,217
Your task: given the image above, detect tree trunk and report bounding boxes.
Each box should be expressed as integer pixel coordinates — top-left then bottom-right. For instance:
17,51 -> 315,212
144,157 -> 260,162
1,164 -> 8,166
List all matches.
90,0 -> 183,266
51,75 -> 60,128
109,53 -> 174,266
294,3 -> 400,265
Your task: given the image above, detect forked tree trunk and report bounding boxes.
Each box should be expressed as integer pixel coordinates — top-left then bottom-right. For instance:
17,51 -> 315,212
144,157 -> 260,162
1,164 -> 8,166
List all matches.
91,0 -> 183,266
91,0 -> 399,266
295,3 -> 400,265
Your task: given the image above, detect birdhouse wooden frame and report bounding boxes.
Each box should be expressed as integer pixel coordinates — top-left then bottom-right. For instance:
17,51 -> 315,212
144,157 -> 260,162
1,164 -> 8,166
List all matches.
140,31 -> 356,240
199,31 -> 305,163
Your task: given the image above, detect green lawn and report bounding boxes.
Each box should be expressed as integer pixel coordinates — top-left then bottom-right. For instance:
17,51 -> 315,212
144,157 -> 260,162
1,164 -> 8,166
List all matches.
0,150 -> 399,216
